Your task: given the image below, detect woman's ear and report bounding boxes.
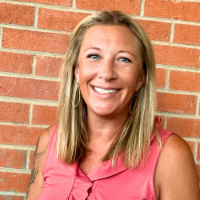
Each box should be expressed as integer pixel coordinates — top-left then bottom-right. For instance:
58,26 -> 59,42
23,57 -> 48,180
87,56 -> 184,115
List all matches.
74,66 -> 79,84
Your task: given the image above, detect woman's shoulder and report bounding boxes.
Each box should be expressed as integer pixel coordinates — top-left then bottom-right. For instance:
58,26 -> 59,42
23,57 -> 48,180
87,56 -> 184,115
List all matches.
155,133 -> 199,199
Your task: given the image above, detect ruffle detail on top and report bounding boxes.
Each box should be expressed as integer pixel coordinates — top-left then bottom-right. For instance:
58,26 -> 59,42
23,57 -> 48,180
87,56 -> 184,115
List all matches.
68,177 -> 92,200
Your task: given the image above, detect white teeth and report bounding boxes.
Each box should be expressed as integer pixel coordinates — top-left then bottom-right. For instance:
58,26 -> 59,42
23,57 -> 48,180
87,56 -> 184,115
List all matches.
94,87 -> 118,94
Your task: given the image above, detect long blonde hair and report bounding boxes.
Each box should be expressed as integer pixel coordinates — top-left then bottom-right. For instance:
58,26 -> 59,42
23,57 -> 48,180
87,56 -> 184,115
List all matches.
56,11 -> 159,168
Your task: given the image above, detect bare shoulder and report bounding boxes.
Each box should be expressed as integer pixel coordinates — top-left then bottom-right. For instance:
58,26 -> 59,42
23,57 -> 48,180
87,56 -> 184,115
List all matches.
26,124 -> 55,200
155,134 -> 199,200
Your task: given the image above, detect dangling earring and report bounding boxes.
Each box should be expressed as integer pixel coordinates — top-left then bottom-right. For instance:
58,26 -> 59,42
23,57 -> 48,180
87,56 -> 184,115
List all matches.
72,85 -> 80,107
129,92 -> 138,116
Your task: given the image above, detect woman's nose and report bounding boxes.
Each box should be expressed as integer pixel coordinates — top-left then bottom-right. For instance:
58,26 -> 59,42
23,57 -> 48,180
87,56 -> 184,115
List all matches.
98,59 -> 116,81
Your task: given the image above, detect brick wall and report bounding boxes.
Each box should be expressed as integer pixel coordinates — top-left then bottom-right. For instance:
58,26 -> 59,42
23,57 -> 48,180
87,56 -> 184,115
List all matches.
0,0 -> 199,199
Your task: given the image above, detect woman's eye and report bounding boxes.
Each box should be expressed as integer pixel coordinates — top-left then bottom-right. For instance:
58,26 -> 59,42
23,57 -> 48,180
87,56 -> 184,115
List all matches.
119,57 -> 131,63
87,54 -> 100,59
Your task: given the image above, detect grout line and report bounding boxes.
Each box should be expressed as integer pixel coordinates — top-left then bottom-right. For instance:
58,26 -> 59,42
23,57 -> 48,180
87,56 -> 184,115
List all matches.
0,191 -> 25,197
26,150 -> 30,170
72,0 -> 76,8
155,111 -> 200,119
164,117 -> 167,129
0,96 -> 58,106
0,71 -> 59,81
0,121 -> 49,128
1,23 -> 69,34
196,96 -> 200,115
156,88 -> 200,96
0,48 -> 64,57
170,22 -> 175,43
29,104 -> 33,125
140,0 -> 145,17
32,55 -> 36,75
0,144 -> 35,150
0,27 -> 2,47
152,40 -> 200,50
34,6 -> 39,28
194,142 -> 198,161
0,167 -> 31,174
165,69 -> 170,89
156,64 -> 200,73
182,137 -> 200,143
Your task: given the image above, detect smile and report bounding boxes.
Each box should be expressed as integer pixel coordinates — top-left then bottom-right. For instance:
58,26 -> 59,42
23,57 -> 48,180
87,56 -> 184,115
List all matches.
94,87 -> 118,94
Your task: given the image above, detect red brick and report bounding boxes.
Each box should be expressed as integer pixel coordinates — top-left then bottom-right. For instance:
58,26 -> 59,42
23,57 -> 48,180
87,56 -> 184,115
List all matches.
0,149 -> 26,169
12,0 -> 72,6
0,3 -> 34,26
156,68 -> 167,88
194,120 -> 200,138
144,0 -> 200,22
196,143 -> 200,161
32,105 -> 57,125
0,77 -> 58,101
153,45 -> 200,68
157,93 -> 196,114
35,56 -> 64,77
0,52 -> 32,74
0,125 -> 43,146
29,150 -> 34,170
195,164 -> 200,181
0,196 -> 23,200
38,9 -> 89,32
174,24 -> 200,46
0,172 -> 29,193
170,71 -> 200,93
2,28 -> 68,54
76,0 -> 141,15
0,102 -> 29,123
137,20 -> 170,42
166,117 -> 195,138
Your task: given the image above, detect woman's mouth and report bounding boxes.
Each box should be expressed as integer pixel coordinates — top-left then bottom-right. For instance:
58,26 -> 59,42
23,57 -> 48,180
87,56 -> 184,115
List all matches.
93,86 -> 118,94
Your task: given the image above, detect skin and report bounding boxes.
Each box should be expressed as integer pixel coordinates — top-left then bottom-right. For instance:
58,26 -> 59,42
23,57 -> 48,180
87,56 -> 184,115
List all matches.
26,25 -> 199,200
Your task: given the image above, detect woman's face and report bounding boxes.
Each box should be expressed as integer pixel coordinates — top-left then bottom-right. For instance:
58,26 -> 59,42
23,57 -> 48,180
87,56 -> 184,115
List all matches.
75,25 -> 145,118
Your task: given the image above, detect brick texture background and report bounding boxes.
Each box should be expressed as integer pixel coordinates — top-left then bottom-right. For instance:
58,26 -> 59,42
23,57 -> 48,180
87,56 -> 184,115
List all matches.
0,0 -> 200,198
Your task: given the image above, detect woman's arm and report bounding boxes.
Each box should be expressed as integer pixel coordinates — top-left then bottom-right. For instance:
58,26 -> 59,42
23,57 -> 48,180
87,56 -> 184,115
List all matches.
26,126 -> 53,200
155,134 -> 199,200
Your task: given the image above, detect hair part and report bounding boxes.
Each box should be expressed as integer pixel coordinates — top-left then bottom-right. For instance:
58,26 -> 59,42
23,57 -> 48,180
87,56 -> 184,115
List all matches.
56,10 -> 160,168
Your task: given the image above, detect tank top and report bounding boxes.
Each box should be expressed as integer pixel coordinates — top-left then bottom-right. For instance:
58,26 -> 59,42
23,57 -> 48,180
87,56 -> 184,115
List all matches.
37,126 -> 174,200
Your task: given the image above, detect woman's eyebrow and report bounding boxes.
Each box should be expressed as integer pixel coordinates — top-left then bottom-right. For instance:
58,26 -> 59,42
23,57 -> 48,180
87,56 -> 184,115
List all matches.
85,47 -> 101,52
118,50 -> 136,59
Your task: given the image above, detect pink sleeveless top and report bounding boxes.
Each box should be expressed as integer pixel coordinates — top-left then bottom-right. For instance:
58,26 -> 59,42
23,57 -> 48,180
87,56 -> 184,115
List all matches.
37,126 -> 174,200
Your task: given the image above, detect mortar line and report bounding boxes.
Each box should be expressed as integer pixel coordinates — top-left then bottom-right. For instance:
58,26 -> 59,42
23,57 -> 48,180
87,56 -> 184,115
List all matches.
0,191 -> 25,197
34,6 -> 39,28
0,71 -> 59,81
29,104 -> 33,125
170,22 -> 175,43
1,24 -> 69,34
140,0 -> 145,17
196,96 -> 200,116
0,27 -> 2,48
164,117 -> 167,129
165,69 -> 170,89
156,64 -> 200,73
32,55 -> 36,75
0,48 -> 65,57
194,142 -> 198,161
155,111 -> 200,119
0,167 -> 31,174
0,144 -> 35,150
72,0 -> 76,8
182,137 -> 200,143
0,96 -> 58,106
0,121 -> 49,128
156,88 -> 200,96
26,150 -> 30,170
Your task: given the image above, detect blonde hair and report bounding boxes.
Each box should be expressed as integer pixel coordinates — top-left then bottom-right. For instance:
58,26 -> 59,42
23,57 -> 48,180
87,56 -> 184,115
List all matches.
56,11 -> 159,168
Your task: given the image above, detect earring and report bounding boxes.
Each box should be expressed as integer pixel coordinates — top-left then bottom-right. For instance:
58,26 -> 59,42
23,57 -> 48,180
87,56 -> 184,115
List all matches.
72,85 -> 80,107
129,92 -> 138,116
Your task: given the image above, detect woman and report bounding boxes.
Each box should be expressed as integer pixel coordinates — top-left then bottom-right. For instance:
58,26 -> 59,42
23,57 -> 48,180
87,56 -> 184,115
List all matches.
26,11 -> 199,200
